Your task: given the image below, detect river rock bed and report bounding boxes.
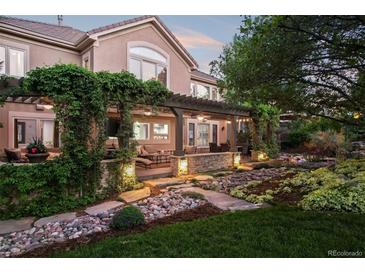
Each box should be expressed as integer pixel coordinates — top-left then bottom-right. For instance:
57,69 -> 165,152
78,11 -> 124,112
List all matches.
0,190 -> 206,257
135,190 -> 207,222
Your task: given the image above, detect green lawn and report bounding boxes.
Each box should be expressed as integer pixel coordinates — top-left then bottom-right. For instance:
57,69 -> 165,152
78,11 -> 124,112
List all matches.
54,206 -> 365,258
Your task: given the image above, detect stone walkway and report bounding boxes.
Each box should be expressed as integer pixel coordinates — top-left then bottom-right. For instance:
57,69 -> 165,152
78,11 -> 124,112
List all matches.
181,187 -> 264,211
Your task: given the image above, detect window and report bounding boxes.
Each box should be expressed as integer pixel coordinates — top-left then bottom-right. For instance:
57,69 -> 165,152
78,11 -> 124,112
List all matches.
197,123 -> 209,147
129,46 -> 167,86
188,123 -> 195,146
0,45 -> 26,77
191,83 -> 210,99
83,57 -> 90,70
211,88 -> 218,101
0,46 -> 5,74
129,58 -> 141,79
142,61 -> 156,81
133,122 -> 149,140
212,124 -> 218,144
153,123 -> 169,140
9,48 -> 24,77
40,120 -> 55,147
106,118 -> 120,137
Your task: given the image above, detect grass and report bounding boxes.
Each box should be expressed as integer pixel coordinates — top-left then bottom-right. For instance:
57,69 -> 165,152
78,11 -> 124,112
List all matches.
54,206 -> 365,258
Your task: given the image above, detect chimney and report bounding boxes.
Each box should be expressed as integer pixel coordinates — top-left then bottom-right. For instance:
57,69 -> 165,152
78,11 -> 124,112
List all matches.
57,15 -> 63,26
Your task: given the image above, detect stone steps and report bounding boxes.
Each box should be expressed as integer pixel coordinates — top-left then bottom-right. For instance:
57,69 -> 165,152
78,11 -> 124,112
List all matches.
118,187 -> 151,203
144,177 -> 186,188
180,187 -> 264,211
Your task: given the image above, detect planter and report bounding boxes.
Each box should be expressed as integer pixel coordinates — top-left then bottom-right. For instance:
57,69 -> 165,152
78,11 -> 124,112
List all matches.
251,150 -> 269,162
25,153 -> 50,163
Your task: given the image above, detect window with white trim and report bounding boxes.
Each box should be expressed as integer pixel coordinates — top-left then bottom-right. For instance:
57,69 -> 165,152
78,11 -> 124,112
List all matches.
153,123 -> 169,140
0,45 -> 25,77
129,46 -> 167,86
190,83 -> 210,100
133,122 -> 149,140
196,123 -> 209,147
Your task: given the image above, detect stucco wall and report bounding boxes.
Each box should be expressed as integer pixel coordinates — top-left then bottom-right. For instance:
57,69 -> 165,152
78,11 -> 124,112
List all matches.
92,25 -> 191,95
0,34 -> 81,71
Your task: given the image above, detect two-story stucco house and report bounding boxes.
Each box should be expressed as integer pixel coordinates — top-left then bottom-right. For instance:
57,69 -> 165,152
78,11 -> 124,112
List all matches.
0,15 -> 250,175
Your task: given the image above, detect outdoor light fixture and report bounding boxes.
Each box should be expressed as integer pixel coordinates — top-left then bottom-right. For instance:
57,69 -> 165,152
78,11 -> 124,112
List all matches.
197,115 -> 204,122
36,104 -> 53,111
257,152 -> 269,161
233,153 -> 241,168
121,161 -> 136,184
354,112 -> 362,120
178,158 -> 188,176
144,111 -> 152,116
226,120 -> 231,124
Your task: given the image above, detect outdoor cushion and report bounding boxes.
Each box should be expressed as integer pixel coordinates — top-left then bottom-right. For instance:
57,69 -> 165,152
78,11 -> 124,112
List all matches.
144,145 -> 159,154
135,157 -> 153,165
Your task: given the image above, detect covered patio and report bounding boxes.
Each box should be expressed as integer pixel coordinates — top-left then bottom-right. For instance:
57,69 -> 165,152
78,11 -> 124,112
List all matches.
135,94 -> 252,179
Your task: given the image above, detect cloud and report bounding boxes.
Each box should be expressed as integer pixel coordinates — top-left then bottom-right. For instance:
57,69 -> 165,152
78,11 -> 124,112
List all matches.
173,26 -> 224,50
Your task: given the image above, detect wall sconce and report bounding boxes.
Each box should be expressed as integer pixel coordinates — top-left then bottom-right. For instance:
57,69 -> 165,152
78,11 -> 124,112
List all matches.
178,158 -> 188,176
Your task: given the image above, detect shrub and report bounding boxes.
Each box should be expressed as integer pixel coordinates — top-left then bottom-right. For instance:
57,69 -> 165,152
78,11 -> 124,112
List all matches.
111,206 -> 145,230
0,158 -> 103,219
279,159 -> 365,213
230,180 -> 273,204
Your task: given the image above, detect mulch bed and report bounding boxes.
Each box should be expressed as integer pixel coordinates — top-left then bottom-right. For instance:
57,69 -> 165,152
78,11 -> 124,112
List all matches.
19,204 -> 223,258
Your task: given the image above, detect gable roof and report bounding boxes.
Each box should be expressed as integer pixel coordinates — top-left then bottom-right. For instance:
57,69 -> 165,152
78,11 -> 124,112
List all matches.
87,16 -> 199,68
0,15 -> 198,68
191,69 -> 218,84
0,16 -> 86,45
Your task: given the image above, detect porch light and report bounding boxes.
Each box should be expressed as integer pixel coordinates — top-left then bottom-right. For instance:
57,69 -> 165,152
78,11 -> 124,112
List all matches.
178,158 -> 188,176
233,153 -> 241,167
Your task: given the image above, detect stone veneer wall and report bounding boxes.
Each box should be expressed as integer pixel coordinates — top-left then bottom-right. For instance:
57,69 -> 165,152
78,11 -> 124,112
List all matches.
170,152 -> 238,176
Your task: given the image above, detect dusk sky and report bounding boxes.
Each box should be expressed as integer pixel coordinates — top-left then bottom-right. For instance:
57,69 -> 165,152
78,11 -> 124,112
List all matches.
15,15 -> 243,73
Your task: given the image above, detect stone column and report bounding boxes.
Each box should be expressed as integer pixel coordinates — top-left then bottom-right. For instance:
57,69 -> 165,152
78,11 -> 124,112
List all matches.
229,115 -> 238,152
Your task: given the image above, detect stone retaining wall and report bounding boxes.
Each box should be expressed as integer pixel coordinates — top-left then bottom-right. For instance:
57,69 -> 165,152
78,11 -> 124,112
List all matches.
170,152 -> 239,176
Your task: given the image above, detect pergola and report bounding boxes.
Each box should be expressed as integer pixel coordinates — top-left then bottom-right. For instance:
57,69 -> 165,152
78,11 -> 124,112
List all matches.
161,93 -> 252,156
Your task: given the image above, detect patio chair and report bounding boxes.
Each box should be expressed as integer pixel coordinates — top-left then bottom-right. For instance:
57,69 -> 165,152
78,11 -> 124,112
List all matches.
4,148 -> 28,163
220,143 -> 230,152
209,142 -> 221,153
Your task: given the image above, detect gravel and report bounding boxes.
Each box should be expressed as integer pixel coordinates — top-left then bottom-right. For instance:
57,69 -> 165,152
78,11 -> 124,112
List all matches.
0,190 -> 206,258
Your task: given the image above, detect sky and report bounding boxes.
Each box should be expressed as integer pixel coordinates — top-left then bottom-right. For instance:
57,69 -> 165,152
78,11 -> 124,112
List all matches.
15,15 -> 243,73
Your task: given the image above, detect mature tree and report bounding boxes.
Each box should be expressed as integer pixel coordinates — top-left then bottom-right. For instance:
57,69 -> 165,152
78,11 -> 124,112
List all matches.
211,16 -> 365,125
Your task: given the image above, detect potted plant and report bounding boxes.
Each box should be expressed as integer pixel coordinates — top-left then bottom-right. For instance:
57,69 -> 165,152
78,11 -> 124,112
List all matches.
25,138 -> 49,163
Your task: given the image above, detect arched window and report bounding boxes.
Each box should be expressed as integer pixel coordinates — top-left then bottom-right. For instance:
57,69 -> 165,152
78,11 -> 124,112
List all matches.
128,46 -> 168,86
